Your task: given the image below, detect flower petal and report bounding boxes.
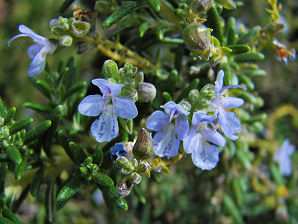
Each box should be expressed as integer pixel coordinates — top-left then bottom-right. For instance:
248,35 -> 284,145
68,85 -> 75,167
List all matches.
282,139 -> 295,155
153,125 -> 180,158
27,44 -> 42,59
28,48 -> 47,77
18,24 -> 48,44
113,97 -> 138,119
218,109 -> 241,140
192,142 -> 220,170
90,105 -> 119,142
111,143 -> 127,158
215,70 -> 224,94
222,97 -> 244,109
8,34 -> 28,46
202,128 -> 226,147
192,111 -> 215,126
274,153 -> 292,176
175,115 -> 189,140
146,111 -> 169,131
183,128 -> 201,154
92,79 -> 123,96
162,101 -> 189,116
78,95 -> 104,117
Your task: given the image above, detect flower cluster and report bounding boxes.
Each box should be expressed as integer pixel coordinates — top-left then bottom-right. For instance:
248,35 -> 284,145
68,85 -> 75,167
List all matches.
147,70 -> 244,170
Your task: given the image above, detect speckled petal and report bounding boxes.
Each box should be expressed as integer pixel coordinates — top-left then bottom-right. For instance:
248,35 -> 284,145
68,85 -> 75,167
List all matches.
91,105 -> 119,142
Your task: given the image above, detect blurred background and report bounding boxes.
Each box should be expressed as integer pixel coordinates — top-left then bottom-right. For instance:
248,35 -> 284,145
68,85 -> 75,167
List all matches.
0,0 -> 297,223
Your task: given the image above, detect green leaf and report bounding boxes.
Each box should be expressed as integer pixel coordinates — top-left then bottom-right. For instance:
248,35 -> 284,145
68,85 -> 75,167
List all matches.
10,118 -> 34,134
207,6 -> 224,43
146,0 -> 161,11
0,216 -> 15,224
6,146 -> 22,166
228,45 -> 250,54
270,163 -> 284,185
24,120 -> 52,143
24,102 -> 52,113
238,74 -> 255,91
103,2 -> 137,28
31,79 -> 52,99
226,17 -> 237,45
223,195 -> 244,224
234,52 -> 265,62
57,177 -> 80,209
139,22 -> 150,37
2,208 -> 22,224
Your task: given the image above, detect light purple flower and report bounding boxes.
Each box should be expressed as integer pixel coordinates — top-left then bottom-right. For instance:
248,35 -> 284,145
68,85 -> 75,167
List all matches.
274,139 -> 295,176
146,101 -> 189,158
9,25 -> 56,77
211,70 -> 244,140
78,79 -> 138,142
183,111 -> 226,170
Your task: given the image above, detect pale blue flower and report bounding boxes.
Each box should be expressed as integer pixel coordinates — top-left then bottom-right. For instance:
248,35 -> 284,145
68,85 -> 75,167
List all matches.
146,101 -> 189,158
274,139 -> 295,176
9,25 -> 56,77
78,79 -> 138,142
183,111 -> 226,170
211,70 -> 244,140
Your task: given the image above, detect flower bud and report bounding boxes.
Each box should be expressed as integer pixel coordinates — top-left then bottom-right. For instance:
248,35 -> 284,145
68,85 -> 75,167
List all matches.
59,35 -> 73,47
102,60 -> 119,78
183,24 -> 212,51
122,86 -> 138,101
137,82 -> 157,103
130,172 -> 142,185
179,100 -> 192,113
116,156 -> 135,174
188,89 -> 200,104
133,128 -> 153,159
71,19 -> 91,37
49,17 -> 70,35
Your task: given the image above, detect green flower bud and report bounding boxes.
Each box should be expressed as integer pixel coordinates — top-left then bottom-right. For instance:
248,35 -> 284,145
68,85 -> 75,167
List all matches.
71,19 -> 91,37
103,60 -> 119,78
49,16 -> 70,35
201,84 -> 215,99
179,100 -> 192,113
133,128 -> 153,159
59,35 -> 73,47
188,89 -> 200,104
116,156 -> 135,174
130,172 -> 142,185
137,82 -> 157,103
183,24 -> 212,51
